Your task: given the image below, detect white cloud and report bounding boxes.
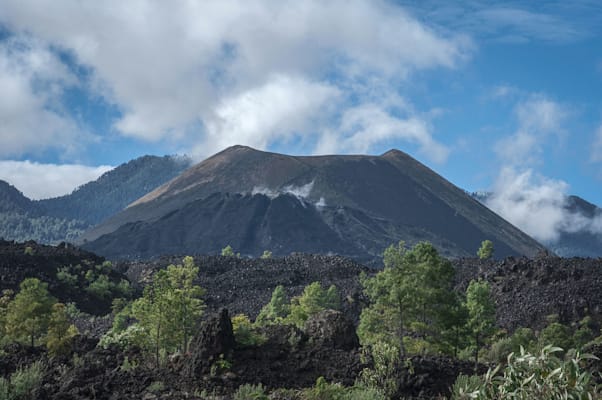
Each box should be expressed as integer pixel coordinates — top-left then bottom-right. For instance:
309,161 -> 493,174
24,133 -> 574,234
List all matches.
198,75 -> 340,157
315,103 -> 450,163
0,0 -> 468,159
494,96 -> 567,167
485,167 -> 602,243
0,160 -> 113,199
591,125 -> 602,163
0,36 -> 82,156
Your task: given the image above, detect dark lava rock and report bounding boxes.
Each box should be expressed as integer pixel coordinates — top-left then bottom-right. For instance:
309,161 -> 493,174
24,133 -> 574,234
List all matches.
0,240 -> 128,315
304,309 -> 359,350
119,253 -> 370,322
185,308 -> 236,377
396,355 -> 482,399
454,256 -> 602,332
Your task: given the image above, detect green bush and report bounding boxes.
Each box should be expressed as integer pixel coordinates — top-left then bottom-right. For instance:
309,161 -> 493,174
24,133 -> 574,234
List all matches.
538,322 -> 573,351
451,345 -> 600,399
301,377 -> 386,400
0,361 -> 45,400
231,314 -> 266,347
234,383 -> 269,400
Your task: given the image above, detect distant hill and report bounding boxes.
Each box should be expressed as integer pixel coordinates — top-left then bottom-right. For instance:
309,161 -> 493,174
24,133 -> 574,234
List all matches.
473,192 -> 602,258
82,145 -> 546,261
39,154 -> 191,225
0,155 -> 191,244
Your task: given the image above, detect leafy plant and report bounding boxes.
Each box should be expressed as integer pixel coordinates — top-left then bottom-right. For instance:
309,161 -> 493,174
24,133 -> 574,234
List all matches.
451,345 -> 600,399
234,383 -> 269,400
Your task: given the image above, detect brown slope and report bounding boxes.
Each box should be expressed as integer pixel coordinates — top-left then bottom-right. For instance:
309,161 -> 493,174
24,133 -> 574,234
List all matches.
81,145 -> 546,260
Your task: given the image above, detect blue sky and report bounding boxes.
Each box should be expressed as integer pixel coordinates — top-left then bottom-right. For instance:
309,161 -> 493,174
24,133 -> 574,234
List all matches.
0,0 -> 601,243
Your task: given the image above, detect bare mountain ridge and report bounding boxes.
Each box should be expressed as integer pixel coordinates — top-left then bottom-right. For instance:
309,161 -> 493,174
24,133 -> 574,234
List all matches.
82,146 -> 545,261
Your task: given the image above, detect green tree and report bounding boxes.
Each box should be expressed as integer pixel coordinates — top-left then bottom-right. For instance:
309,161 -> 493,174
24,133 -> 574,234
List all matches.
466,279 -> 496,370
287,282 -> 340,328
165,256 -> 205,352
46,303 -> 79,356
477,240 -> 494,260
260,250 -> 272,259
132,256 -> 204,365
358,241 -> 457,358
539,322 -> 573,351
221,245 -> 235,257
5,278 -> 55,347
256,285 -> 290,325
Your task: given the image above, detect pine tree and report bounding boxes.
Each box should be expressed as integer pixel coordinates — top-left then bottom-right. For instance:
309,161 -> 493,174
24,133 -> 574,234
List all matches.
466,279 -> 496,370
477,240 -> 494,260
358,241 -> 458,358
5,278 -> 55,347
256,285 -> 290,325
132,256 -> 204,365
46,303 -> 79,356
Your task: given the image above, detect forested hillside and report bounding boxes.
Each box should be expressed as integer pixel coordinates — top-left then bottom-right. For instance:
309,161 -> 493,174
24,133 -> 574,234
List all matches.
0,155 -> 191,244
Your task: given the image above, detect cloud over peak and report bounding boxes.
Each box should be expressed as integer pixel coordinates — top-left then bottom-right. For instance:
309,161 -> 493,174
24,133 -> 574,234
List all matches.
0,0 -> 469,160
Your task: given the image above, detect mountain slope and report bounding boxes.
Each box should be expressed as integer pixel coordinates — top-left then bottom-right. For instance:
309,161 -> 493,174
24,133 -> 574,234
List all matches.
39,154 -> 191,225
0,155 -> 191,244
82,146 -> 546,261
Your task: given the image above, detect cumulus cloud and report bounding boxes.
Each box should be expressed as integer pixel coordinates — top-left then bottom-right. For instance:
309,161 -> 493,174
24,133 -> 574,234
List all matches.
0,36 -> 82,156
0,0 -> 467,160
495,96 -> 567,166
0,160 -> 113,199
198,75 -> 340,157
486,168 -> 602,242
486,95 -> 601,243
315,103 -> 449,162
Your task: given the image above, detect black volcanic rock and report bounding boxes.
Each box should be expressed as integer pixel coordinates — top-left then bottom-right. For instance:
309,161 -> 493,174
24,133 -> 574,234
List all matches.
455,256 -> 602,332
82,146 -> 546,261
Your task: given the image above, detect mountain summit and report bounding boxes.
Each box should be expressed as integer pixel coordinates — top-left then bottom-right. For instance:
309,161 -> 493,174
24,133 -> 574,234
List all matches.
81,146 -> 545,261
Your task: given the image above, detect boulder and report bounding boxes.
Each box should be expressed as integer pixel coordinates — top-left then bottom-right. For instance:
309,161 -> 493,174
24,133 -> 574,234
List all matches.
185,308 -> 235,377
304,309 -> 359,350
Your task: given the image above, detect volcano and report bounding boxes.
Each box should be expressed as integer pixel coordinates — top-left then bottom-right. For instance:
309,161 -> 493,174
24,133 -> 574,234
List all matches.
81,146 -> 545,261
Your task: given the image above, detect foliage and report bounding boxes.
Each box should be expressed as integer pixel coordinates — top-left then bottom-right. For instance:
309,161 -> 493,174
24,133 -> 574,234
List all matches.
0,211 -> 89,245
0,361 -> 45,400
287,282 -> 340,328
538,322 -> 573,352
5,278 -> 55,347
358,241 -> 458,358
234,383 -> 269,400
260,250 -> 272,259
221,245 -> 240,257
231,314 -> 266,347
301,377 -> 386,400
357,342 -> 400,398
451,345 -> 600,399
477,240 -> 494,260
466,279 -> 496,368
131,256 -> 205,365
23,246 -> 34,256
255,285 -> 290,325
46,303 -> 79,356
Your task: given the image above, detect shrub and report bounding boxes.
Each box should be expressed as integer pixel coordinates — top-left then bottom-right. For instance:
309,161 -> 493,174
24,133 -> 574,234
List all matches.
0,361 -> 45,400
538,322 -> 573,351
357,342 -> 399,398
56,267 -> 78,287
231,314 -> 266,347
234,383 -> 269,400
451,345 -> 600,399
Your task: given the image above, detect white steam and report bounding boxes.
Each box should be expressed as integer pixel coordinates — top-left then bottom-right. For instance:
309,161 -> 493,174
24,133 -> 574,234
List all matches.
252,181 -> 315,205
